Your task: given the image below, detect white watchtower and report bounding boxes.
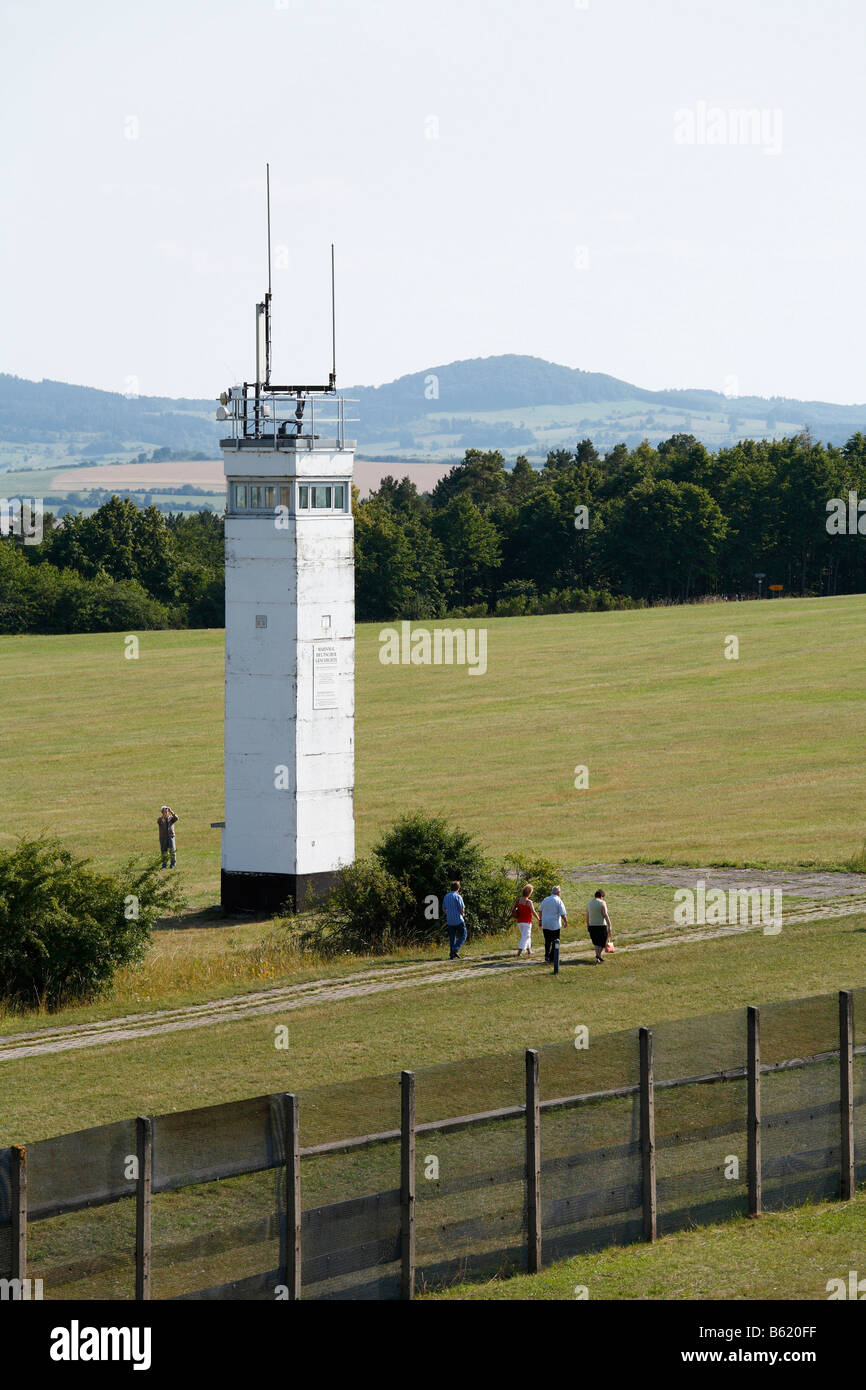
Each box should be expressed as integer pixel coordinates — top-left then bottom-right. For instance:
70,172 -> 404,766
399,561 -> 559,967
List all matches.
217,233 -> 355,912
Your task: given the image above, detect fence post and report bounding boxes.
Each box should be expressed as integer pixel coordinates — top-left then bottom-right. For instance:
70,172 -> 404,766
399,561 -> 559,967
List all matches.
10,1145 -> 26,1281
747,1005 -> 761,1217
134,1117 -> 152,1301
639,1028 -> 656,1242
525,1048 -> 542,1272
400,1070 -> 416,1300
283,1093 -> 301,1300
839,990 -> 854,1202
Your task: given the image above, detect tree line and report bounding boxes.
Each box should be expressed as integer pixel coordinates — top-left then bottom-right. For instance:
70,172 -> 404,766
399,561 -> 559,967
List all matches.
0,498 -> 223,633
3,431 -> 866,634
354,431 -> 866,619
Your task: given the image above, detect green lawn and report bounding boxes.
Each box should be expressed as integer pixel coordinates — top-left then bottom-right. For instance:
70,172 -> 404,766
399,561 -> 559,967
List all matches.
3,601 -> 866,1299
427,1191 -> 866,1301
3,904 -> 864,1144
2,595 -> 866,915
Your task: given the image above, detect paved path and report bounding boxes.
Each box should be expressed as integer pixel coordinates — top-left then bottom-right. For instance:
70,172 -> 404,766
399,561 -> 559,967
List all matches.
2,868 -> 864,1062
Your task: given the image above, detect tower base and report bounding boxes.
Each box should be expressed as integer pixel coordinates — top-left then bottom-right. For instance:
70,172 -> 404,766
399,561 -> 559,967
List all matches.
220,869 -> 341,915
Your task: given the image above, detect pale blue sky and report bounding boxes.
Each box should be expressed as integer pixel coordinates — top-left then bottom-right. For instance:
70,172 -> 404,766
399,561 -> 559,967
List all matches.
1,0 -> 864,403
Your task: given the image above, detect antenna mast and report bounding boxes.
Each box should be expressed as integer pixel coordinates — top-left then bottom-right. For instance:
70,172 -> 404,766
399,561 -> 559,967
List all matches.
330,243 -> 337,390
264,163 -> 272,387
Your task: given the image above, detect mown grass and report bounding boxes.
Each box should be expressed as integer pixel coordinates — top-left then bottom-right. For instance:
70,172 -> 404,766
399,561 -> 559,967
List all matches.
2,596 -> 866,916
0,880 -> 684,1032
3,905 -> 864,1144
426,1190 -> 866,1301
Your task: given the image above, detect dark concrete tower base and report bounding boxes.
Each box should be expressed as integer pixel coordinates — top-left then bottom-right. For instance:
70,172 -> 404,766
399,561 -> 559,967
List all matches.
221,869 -> 340,915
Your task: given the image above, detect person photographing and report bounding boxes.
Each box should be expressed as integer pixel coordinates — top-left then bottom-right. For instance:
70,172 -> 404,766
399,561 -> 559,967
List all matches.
157,805 -> 179,869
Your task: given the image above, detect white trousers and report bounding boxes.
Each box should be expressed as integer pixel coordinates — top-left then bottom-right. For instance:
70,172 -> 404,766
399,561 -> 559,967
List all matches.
518,922 -> 532,950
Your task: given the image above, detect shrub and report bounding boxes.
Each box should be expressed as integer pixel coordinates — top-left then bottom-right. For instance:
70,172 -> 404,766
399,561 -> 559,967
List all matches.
298,859 -> 416,957
302,813 -> 519,956
502,851 -> 562,905
0,837 -> 186,1010
373,811 -> 513,941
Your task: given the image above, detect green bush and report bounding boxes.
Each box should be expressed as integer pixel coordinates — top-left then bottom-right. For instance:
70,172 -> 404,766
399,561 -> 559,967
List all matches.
373,811 -> 513,942
0,837 -> 186,1010
502,851 -> 562,905
302,813 -> 546,957
298,859 -> 416,957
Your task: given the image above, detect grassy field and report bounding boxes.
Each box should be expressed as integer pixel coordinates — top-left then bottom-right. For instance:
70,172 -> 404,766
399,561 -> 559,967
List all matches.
427,1192 -> 866,1301
2,902 -> 864,1142
3,599 -> 866,1300
2,595 -> 866,915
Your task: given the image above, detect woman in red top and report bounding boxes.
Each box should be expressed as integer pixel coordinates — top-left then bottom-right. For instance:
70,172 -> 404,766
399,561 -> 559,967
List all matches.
513,884 -> 540,958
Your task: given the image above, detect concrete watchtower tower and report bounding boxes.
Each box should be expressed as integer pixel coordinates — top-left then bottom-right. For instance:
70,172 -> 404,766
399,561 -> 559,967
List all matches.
217,193 -> 355,912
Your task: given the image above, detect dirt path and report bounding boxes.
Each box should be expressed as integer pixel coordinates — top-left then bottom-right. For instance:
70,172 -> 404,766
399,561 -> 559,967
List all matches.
2,868 -> 864,1062
568,865 -> 866,897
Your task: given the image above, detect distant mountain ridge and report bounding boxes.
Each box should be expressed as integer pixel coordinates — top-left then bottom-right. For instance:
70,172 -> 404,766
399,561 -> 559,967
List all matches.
350,354 -> 866,428
2,356 -> 866,467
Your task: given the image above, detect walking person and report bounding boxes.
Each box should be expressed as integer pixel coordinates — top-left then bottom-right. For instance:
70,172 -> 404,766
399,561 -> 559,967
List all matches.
512,883 -> 540,958
157,805 -> 179,869
442,879 -> 467,960
539,885 -> 568,963
586,889 -> 612,963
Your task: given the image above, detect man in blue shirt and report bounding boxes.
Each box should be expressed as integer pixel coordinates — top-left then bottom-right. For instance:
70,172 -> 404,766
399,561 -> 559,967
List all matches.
442,880 -> 467,960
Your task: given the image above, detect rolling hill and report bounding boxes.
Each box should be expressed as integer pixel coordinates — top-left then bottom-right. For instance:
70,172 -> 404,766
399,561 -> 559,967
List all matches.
2,357 -> 866,473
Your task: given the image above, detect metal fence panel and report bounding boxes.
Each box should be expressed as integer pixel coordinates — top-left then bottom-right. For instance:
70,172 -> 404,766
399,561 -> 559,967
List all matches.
540,1093 -> 643,1263
855,1053 -> 866,1188
537,1029 -> 639,1103
652,1009 -> 745,1084
23,1120 -> 139,1299
760,993 -> 839,1066
655,1078 -> 748,1234
26,1201 -> 137,1300
414,1051 -> 525,1127
297,1074 -> 401,1150
27,1119 -> 138,1218
414,1113 -> 527,1291
300,1139 -> 401,1300
152,1167 -> 285,1300
762,1059 -> 841,1210
152,1095 -> 283,1192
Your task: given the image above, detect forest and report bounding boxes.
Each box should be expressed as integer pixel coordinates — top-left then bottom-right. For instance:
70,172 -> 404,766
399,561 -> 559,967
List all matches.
2,431 -> 866,633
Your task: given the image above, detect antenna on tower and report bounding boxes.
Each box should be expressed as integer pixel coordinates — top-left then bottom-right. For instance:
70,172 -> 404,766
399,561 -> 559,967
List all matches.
330,243 -> 337,390
266,163 -> 272,299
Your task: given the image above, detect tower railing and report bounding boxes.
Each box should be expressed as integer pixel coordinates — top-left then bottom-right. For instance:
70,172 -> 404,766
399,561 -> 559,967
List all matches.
218,386 -> 358,449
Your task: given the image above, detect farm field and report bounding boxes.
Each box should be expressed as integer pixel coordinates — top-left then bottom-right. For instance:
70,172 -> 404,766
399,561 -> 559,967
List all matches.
2,596 -> 866,914
0,457 -> 452,502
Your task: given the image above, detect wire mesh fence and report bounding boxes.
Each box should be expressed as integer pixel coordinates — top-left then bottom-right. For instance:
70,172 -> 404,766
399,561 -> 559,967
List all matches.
1,987 -> 863,1301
